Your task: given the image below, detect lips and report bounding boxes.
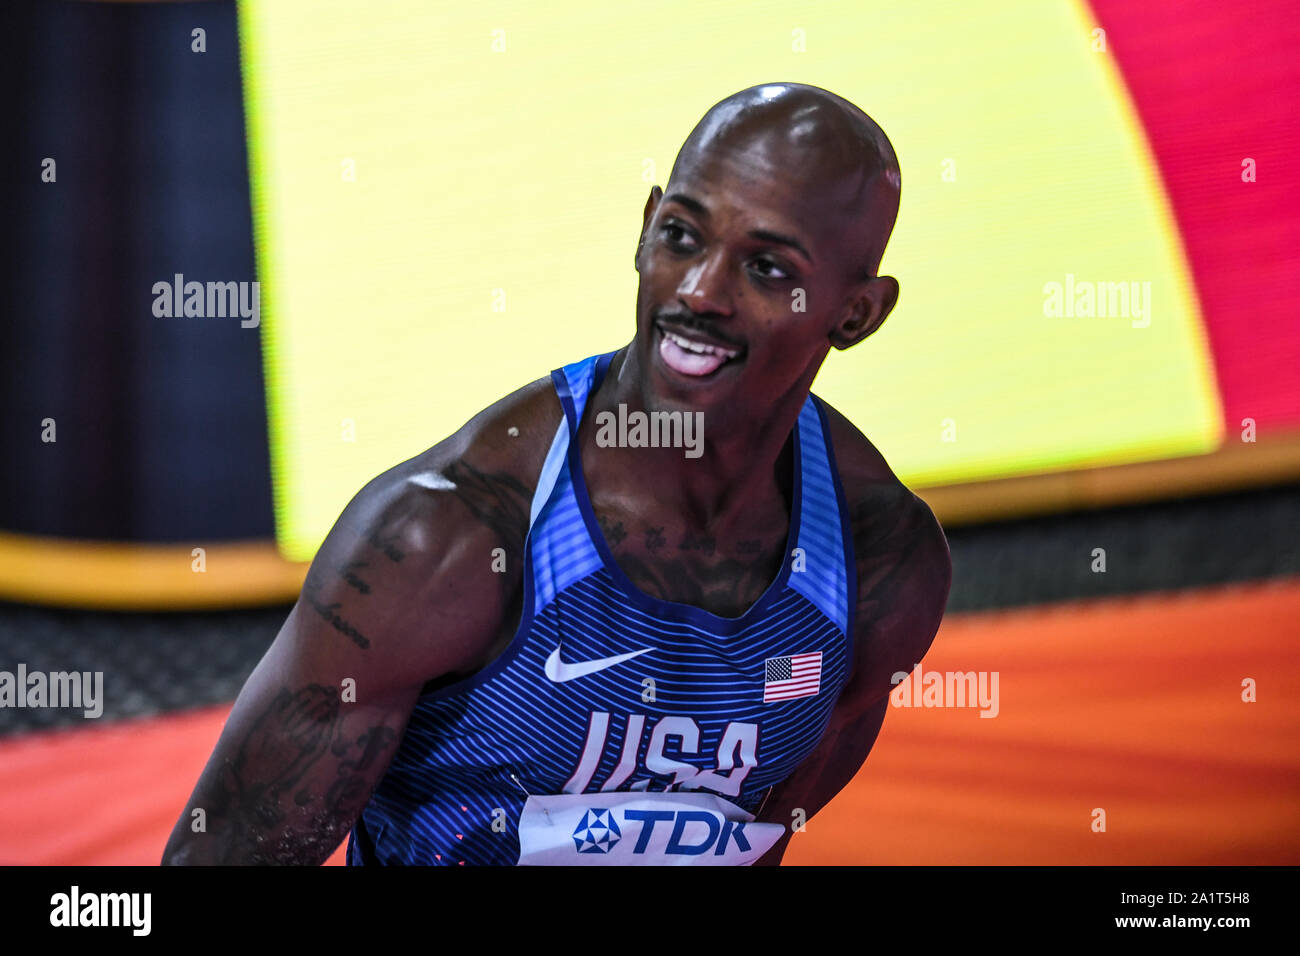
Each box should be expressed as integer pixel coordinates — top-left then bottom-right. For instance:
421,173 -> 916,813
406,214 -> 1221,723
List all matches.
655,324 -> 744,378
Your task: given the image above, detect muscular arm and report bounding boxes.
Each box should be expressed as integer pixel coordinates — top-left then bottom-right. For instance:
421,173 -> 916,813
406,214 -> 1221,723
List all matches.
161,383 -> 556,865
752,485 -> 951,864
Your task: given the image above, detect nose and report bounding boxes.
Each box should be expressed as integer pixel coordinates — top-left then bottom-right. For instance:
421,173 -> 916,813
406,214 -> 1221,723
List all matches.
677,250 -> 734,318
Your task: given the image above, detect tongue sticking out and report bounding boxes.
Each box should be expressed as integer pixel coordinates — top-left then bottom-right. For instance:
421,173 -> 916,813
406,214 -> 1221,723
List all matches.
660,333 -> 730,376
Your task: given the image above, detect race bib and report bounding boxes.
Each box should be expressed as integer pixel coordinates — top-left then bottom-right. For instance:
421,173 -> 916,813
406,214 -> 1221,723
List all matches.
517,791 -> 784,866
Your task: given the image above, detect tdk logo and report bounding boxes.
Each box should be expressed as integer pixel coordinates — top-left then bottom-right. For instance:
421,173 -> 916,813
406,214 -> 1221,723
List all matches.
574,808 -> 752,856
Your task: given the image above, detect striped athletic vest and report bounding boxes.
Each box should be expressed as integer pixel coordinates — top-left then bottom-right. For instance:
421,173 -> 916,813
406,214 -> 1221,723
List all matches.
347,351 -> 856,865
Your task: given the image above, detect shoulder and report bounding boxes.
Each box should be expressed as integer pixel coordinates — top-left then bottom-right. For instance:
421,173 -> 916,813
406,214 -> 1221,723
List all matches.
815,396 -> 952,698
816,395 -> 945,555
298,375 -> 563,674
337,374 -> 563,554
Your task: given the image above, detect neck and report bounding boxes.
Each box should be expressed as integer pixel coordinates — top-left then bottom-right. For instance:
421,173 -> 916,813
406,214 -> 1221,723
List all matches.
581,345 -> 816,529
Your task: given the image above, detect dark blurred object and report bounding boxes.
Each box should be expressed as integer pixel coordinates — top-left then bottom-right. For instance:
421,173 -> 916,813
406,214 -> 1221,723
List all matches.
0,0 -> 272,543
945,481 -> 1300,613
0,599 -> 289,737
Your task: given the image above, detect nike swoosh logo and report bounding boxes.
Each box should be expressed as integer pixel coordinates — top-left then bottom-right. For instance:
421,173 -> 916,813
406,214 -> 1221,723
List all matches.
544,643 -> 655,683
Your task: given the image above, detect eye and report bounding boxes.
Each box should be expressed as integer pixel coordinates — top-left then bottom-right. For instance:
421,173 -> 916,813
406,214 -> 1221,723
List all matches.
750,257 -> 793,282
660,220 -> 698,252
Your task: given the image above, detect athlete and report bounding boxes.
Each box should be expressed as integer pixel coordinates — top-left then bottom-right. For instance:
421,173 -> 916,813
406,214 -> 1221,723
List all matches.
162,82 -> 951,866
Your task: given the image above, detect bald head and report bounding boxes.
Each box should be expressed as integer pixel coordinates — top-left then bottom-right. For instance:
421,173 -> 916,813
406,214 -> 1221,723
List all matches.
668,83 -> 900,278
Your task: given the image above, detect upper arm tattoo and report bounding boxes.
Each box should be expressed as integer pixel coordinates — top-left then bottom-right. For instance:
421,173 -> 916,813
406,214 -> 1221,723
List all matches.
302,460 -> 535,651
301,577 -> 373,651
439,459 -> 534,557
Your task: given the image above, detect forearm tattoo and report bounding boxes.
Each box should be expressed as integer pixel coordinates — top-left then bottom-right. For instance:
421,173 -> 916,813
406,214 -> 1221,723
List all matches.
193,683 -> 399,865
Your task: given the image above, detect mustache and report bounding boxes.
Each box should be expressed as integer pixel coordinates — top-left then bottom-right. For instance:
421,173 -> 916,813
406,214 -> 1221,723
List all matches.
652,308 -> 746,351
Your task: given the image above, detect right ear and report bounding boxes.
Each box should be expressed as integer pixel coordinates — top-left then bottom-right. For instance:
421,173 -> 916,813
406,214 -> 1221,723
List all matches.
636,185 -> 663,270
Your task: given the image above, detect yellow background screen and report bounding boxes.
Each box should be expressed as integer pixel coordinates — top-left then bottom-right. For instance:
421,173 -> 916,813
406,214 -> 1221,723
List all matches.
240,0 -> 1221,560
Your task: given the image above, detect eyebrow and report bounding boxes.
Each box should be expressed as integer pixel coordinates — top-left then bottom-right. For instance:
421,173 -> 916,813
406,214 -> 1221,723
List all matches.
663,191 -> 814,265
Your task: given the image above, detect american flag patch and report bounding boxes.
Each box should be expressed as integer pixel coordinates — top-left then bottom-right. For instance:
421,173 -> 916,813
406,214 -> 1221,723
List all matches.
763,652 -> 822,702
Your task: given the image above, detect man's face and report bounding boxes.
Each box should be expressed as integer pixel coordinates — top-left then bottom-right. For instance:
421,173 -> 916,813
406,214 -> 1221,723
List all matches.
633,135 -> 884,420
